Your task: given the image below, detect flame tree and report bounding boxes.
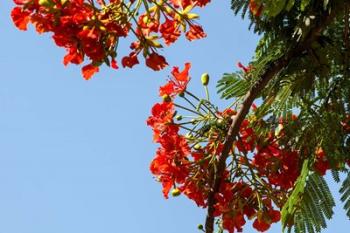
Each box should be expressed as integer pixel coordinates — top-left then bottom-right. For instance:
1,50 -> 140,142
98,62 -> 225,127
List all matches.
10,0 -> 350,232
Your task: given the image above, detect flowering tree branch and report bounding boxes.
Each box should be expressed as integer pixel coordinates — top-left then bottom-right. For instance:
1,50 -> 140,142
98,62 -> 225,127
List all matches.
204,2 -> 350,232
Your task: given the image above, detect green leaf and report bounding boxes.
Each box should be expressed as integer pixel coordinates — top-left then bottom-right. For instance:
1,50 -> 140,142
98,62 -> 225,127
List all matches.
301,0 -> 311,11
286,0 -> 295,11
282,159 -> 310,230
265,0 -> 286,17
283,172 -> 335,233
340,172 -> 350,219
217,73 -> 250,100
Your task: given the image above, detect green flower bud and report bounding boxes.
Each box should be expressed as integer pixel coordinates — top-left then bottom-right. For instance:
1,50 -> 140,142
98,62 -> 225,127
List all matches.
201,73 -> 210,86
162,94 -> 171,102
39,0 -> 53,7
217,118 -> 224,125
175,115 -> 183,121
194,143 -> 202,150
179,92 -> 185,97
197,224 -> 204,230
171,188 -> 181,197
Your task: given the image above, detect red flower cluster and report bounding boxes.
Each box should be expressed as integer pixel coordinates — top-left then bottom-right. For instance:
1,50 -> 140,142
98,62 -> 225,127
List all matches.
11,0 -> 209,79
252,199 -> 281,232
11,0 -> 128,79
214,180 -> 253,232
147,63 -> 194,199
313,148 -> 330,176
253,143 -> 300,189
148,63 -> 288,232
148,62 -> 350,232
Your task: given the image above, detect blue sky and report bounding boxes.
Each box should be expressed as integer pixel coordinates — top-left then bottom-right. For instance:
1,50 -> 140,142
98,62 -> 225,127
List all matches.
0,1 -> 348,233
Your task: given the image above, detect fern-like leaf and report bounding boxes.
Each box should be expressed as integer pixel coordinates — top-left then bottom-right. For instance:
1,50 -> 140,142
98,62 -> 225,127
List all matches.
283,166 -> 335,233
217,73 -> 250,100
340,172 -> 350,219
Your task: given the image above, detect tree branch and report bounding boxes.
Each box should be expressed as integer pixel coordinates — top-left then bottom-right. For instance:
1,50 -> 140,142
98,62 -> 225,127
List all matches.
204,2 -> 349,232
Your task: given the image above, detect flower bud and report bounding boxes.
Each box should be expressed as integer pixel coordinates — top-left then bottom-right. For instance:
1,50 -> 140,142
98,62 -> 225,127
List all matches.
275,123 -> 284,137
191,119 -> 198,124
194,144 -> 202,150
197,224 -> 204,230
171,188 -> 181,197
217,118 -> 224,126
162,94 -> 171,102
175,115 -> 183,121
39,0 -> 53,7
201,73 -> 209,86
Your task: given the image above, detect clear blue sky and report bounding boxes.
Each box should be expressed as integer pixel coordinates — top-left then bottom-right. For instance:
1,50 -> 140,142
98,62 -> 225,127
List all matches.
0,1 -> 348,233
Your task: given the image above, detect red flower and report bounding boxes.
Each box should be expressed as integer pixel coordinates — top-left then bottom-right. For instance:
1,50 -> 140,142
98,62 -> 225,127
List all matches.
147,102 -> 175,141
253,209 -> 280,232
159,19 -> 181,45
82,64 -> 99,80
249,0 -> 263,17
172,62 -> 191,82
252,144 -> 300,189
137,14 -> 159,36
11,7 -> 31,31
185,25 -> 206,41
13,0 -> 32,5
169,0 -> 192,8
237,62 -> 252,73
121,52 -> 139,68
196,0 -> 211,7
222,213 -> 246,233
111,58 -> 118,69
63,47 -> 84,66
146,52 -> 168,71
253,218 -> 271,232
159,63 -> 191,97
314,148 -> 330,175
236,119 -> 256,153
180,179 -> 207,207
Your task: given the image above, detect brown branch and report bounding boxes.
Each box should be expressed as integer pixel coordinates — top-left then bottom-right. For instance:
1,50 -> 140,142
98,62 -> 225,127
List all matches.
204,2 -> 349,232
